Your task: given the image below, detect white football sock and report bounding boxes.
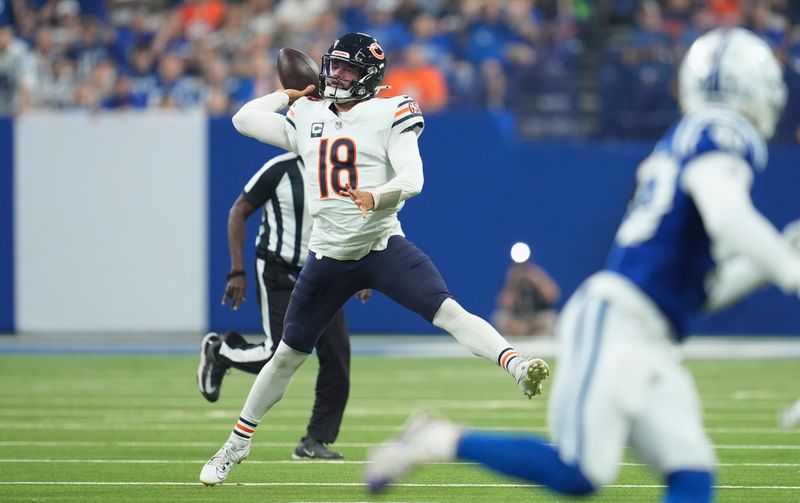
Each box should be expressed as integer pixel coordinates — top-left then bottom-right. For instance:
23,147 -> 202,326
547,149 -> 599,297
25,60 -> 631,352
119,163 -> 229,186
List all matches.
432,298 -> 521,376
237,341 -> 310,433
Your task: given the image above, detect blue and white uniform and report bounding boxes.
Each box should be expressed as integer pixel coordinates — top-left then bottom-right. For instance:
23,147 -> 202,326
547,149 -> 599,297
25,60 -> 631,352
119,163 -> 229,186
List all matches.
362,26 -> 800,503
549,107 -> 773,487
607,107 -> 767,340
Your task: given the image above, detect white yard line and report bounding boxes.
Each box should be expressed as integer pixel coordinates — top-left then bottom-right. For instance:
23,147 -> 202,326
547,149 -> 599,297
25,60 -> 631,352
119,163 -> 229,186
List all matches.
0,481 -> 798,490
1,440 -> 799,449
2,334 -> 800,359
0,422 -> 794,435
0,458 -> 799,468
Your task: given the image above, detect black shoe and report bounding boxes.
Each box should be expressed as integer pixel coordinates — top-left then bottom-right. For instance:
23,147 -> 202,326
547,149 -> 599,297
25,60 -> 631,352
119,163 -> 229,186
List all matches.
292,437 -> 343,460
197,332 -> 229,402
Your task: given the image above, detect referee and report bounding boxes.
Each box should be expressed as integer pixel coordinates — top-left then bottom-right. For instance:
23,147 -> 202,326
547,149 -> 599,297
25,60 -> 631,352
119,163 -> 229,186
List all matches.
197,152 -> 369,459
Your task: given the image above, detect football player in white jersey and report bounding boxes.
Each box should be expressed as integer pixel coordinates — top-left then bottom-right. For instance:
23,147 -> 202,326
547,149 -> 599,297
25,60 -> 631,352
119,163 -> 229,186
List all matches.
199,32 -> 550,486
364,28 -> 800,502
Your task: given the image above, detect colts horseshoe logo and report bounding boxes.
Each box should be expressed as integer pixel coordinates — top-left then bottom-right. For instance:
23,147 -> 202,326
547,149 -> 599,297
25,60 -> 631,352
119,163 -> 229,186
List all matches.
369,42 -> 385,60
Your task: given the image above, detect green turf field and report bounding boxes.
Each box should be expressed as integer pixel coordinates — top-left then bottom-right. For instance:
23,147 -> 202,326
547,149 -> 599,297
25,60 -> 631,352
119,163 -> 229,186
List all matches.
0,354 -> 798,502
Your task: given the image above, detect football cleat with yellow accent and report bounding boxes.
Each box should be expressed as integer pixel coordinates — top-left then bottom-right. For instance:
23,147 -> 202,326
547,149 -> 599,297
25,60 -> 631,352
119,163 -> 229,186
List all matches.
516,357 -> 550,399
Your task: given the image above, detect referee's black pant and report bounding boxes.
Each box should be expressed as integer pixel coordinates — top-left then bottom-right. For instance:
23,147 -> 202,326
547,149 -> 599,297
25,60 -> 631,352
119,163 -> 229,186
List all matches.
216,252 -> 350,444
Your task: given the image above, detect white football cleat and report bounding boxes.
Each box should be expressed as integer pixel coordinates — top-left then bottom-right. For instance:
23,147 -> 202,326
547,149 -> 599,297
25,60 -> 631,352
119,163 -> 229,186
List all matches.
516,357 -> 550,399
364,412 -> 461,493
199,440 -> 250,486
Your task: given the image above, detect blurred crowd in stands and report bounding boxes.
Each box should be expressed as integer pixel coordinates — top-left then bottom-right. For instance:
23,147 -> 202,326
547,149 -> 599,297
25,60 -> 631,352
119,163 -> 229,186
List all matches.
1,0 -> 799,142
600,0 -> 800,142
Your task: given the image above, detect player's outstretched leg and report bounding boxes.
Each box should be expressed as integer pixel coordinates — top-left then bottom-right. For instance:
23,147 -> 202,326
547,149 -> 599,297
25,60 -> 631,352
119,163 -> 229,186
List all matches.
199,341 -> 310,485
365,412 -> 595,495
432,298 -> 550,398
364,412 -> 462,492
369,237 -> 549,398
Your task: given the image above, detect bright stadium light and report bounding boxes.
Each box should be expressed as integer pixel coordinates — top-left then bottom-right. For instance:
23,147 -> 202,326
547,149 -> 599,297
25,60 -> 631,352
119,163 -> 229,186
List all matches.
510,242 -> 531,263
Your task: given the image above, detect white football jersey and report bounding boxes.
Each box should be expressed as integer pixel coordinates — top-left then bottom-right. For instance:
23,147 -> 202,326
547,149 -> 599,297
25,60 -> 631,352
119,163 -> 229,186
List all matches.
284,95 -> 424,260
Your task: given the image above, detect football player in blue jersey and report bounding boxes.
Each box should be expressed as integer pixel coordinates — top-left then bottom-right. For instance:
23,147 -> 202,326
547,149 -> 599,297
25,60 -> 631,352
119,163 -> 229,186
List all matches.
365,27 -> 800,502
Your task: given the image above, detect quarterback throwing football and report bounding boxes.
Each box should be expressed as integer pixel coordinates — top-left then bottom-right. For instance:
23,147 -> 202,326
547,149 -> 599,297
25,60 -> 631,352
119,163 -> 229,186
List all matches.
200,32 -> 550,486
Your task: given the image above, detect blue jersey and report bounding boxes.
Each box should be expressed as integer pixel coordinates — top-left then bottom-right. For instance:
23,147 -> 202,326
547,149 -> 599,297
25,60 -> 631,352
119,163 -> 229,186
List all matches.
606,108 -> 767,340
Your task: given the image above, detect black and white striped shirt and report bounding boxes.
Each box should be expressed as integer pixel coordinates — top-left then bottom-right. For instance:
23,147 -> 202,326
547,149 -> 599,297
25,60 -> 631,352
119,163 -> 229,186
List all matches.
242,152 -> 309,268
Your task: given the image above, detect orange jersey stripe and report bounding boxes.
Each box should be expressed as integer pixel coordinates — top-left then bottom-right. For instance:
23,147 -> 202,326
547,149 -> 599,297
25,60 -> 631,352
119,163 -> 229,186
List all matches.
288,109 -> 296,118
394,106 -> 411,117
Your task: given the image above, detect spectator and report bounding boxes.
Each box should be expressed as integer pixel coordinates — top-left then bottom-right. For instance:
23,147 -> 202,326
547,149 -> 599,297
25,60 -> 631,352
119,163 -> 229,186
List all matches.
273,0 -> 329,49
748,0 -> 787,48
408,12 -> 455,71
0,2 -> 13,27
111,6 -> 156,66
209,3 -> 251,61
67,16 -> 112,79
83,56 -> 116,104
478,57 -> 507,109
32,53 -> 76,109
152,51 -> 204,108
598,0 -> 641,25
446,59 -> 481,108
180,0 -> 226,40
709,0 -> 741,19
383,43 -> 448,112
30,26 -> 57,103
101,74 -> 142,110
464,1 -> 513,67
2,0 -> 800,145
662,0 -> 692,40
0,23 -> 33,116
244,0 -> 277,37
125,43 -> 158,106
202,55 -> 237,115
239,53 -> 277,102
361,0 -> 412,56
52,0 -> 81,49
491,259 -> 560,336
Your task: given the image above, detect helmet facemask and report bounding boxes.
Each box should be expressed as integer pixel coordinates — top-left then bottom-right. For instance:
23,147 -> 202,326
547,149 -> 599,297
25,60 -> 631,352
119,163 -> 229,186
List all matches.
321,56 -> 370,102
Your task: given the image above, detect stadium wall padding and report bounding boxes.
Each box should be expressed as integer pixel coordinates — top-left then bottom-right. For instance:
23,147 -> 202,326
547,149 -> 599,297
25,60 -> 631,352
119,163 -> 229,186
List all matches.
2,112 -> 798,334
0,118 -> 13,333
13,112 -> 208,332
208,112 -> 800,335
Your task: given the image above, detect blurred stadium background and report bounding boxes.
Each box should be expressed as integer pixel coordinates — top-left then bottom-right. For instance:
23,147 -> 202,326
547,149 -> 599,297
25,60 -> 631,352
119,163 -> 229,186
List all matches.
1,2 -> 799,502
1,0 -> 800,337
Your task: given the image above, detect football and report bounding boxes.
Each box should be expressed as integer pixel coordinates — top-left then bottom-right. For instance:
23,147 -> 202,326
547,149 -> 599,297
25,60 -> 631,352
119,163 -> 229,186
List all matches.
277,47 -> 321,96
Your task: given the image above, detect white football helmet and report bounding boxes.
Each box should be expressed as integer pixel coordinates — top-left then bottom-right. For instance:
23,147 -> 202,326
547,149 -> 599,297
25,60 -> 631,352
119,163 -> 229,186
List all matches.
678,27 -> 787,139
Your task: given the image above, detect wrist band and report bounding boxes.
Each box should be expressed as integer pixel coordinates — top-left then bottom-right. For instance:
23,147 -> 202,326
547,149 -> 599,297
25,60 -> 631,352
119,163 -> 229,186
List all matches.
226,270 -> 246,280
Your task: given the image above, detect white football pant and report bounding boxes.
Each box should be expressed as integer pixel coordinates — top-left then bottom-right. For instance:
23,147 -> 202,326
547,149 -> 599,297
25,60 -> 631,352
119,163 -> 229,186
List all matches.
549,271 -> 716,487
